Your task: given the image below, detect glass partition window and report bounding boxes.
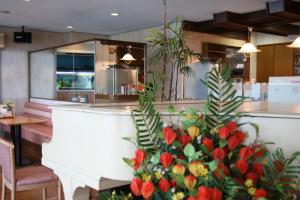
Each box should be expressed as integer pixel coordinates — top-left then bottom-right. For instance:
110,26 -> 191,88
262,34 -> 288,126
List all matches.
29,39 -> 146,103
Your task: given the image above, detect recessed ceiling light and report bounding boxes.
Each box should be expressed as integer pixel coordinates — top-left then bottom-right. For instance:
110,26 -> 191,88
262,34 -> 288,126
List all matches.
24,0 -> 31,2
110,12 -> 120,16
66,26 -> 73,29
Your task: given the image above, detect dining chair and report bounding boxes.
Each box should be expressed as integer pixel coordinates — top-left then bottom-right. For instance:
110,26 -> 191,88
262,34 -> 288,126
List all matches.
0,137 -> 62,200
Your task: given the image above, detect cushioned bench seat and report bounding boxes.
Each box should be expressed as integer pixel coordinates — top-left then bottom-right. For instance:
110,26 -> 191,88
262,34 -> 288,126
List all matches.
1,101 -> 52,145
22,124 -> 52,145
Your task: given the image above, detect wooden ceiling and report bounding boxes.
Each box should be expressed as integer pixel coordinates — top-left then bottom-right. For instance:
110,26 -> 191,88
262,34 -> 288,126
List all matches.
182,0 -> 300,40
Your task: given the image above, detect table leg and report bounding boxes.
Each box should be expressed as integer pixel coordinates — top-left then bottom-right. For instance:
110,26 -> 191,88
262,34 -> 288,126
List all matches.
11,125 -> 33,166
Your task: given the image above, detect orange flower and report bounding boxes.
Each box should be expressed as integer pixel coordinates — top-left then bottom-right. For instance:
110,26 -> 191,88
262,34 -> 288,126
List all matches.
187,126 -> 200,139
130,177 -> 143,196
172,164 -> 186,175
184,174 -> 197,190
162,127 -> 177,145
160,152 -> 173,168
141,181 -> 155,199
188,161 -> 207,177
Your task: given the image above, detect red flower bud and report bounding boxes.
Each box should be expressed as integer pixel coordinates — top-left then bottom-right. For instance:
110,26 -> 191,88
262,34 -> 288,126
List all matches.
227,136 -> 240,150
239,147 -> 253,160
198,186 -> 211,200
213,148 -> 225,161
253,144 -> 265,158
252,163 -> 263,177
211,187 -> 223,200
187,196 -> 197,200
130,178 -> 143,196
235,159 -> 248,174
226,121 -> 237,132
141,181 -> 155,199
135,149 -> 146,164
202,137 -> 213,151
170,180 -> 177,187
160,152 -> 173,168
218,126 -> 230,139
213,162 -> 229,179
254,189 -> 267,200
162,127 -> 177,145
158,178 -> 170,192
234,131 -> 246,143
178,134 -> 192,146
245,171 -> 259,184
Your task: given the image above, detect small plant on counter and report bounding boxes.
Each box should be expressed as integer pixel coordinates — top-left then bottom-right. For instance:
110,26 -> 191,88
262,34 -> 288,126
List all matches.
118,65 -> 300,200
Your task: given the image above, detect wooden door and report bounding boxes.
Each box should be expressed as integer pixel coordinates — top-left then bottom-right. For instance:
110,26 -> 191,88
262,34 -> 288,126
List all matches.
273,44 -> 293,76
257,45 -> 274,82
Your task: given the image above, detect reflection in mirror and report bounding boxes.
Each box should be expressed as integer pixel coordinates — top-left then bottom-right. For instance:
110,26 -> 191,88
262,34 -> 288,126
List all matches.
56,41 -> 95,103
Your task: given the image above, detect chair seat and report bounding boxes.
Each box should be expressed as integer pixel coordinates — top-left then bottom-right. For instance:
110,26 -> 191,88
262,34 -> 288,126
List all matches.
21,124 -> 52,145
16,166 -> 58,187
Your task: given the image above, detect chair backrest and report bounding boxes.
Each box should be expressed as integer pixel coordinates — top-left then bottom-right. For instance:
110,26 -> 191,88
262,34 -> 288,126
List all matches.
23,101 -> 52,127
0,138 -> 15,185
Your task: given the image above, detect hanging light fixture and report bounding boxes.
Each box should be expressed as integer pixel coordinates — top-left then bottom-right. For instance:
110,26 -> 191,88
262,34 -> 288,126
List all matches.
238,27 -> 261,56
120,45 -> 136,64
287,36 -> 300,48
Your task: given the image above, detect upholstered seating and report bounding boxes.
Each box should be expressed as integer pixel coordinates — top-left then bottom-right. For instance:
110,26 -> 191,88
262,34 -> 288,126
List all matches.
0,138 -> 61,200
1,101 -> 52,145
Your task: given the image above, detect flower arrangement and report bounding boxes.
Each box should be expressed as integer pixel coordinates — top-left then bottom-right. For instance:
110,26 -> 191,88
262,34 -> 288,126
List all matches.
119,66 -> 300,200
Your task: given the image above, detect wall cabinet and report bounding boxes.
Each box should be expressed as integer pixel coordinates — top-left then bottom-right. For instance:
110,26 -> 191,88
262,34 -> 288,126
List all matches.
257,43 -> 293,82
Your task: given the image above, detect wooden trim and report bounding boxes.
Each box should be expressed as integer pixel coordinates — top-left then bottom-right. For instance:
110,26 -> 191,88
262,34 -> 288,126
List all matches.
29,38 -> 146,54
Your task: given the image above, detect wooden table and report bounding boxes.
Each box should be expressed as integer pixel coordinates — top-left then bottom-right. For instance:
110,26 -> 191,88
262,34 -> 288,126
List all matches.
0,116 -> 46,166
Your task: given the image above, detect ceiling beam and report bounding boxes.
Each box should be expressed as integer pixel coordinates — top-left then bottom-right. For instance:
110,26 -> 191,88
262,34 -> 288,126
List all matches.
213,10 -> 299,36
267,0 -> 300,22
182,20 -> 248,40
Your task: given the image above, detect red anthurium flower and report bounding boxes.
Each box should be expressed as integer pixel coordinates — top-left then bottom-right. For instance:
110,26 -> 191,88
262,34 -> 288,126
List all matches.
162,127 -> 177,145
202,137 -> 213,151
135,149 -> 146,164
227,136 -> 240,150
239,147 -> 253,160
234,131 -> 246,143
235,159 -> 248,174
141,181 -> 155,199
160,152 -> 173,168
211,187 -> 223,200
158,178 -> 170,192
213,162 -> 229,179
198,186 -> 211,200
130,177 -> 143,196
213,148 -> 225,161
131,158 -> 141,171
178,135 -> 192,146
254,189 -> 267,200
252,163 -> 263,177
218,126 -> 230,139
253,144 -> 266,158
226,121 -> 237,132
246,171 -> 259,184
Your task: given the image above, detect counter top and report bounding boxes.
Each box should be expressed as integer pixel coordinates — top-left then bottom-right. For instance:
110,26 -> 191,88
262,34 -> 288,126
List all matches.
50,100 -> 300,119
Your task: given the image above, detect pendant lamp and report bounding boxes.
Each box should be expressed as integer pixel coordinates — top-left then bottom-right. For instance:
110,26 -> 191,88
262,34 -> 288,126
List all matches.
121,46 -> 136,64
238,27 -> 261,56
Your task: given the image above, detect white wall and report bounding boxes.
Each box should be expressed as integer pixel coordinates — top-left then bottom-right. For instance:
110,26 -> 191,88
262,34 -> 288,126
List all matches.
0,26 -> 107,113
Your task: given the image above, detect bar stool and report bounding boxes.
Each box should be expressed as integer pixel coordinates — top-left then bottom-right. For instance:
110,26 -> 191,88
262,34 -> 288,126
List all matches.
0,138 -> 61,200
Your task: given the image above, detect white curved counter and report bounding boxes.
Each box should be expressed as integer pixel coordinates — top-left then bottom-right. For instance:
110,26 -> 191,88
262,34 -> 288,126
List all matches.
42,100 -> 300,200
